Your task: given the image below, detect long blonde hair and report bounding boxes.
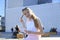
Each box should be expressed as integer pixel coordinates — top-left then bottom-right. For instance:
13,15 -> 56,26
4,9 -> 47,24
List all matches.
22,7 -> 39,29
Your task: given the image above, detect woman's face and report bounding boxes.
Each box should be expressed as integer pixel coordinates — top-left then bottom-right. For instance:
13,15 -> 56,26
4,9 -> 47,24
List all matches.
22,10 -> 31,18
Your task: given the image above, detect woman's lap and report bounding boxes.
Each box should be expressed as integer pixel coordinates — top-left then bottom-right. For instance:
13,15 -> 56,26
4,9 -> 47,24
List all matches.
24,34 -> 40,40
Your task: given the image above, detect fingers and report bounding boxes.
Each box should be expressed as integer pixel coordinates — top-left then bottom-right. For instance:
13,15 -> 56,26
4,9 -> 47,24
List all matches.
20,18 -> 23,22
21,15 -> 24,19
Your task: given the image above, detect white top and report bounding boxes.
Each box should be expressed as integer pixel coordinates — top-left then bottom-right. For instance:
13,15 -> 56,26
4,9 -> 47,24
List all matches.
24,18 -> 42,40
26,18 -> 43,32
26,19 -> 37,32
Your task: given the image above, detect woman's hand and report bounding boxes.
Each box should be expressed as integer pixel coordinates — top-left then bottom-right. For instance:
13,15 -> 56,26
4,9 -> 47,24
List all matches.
20,18 -> 24,22
20,16 -> 27,30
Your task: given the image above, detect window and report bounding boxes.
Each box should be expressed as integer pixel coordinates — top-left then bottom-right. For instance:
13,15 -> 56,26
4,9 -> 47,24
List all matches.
38,0 -> 52,4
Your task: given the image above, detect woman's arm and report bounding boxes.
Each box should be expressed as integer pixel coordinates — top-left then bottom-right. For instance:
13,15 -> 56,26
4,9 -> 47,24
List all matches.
36,19 -> 43,34
24,30 -> 43,35
20,18 -> 27,29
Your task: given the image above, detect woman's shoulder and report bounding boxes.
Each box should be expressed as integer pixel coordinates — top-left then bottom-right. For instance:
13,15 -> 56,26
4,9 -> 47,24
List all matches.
36,17 -> 40,21
36,17 -> 44,27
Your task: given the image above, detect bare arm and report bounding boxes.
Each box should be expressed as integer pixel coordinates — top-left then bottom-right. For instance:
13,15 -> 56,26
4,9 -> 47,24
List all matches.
20,17 -> 26,29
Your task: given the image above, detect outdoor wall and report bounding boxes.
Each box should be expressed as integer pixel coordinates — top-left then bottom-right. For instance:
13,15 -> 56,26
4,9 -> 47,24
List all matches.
6,0 -> 38,8
5,3 -> 60,32
52,0 -> 60,3
6,0 -> 23,8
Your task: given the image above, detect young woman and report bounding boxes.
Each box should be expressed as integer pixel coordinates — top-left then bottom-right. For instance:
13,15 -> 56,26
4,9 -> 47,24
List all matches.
20,7 -> 43,40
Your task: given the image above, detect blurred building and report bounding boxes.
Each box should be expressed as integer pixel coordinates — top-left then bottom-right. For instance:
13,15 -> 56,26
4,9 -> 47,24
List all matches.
1,17 -> 5,32
0,15 -> 1,26
6,0 -> 52,8
6,0 -> 60,8
5,0 -> 60,32
0,15 -> 5,32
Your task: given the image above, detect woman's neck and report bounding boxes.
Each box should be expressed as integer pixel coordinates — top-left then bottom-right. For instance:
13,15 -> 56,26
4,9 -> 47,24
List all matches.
27,17 -> 33,22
